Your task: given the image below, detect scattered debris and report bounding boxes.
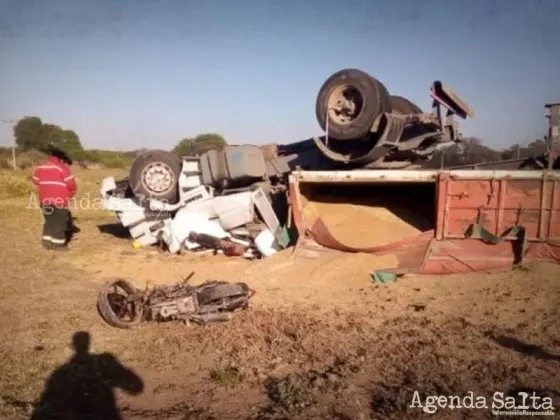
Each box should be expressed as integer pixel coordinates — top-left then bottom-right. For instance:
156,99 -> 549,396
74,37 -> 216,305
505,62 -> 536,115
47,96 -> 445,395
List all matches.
371,271 -> 400,284
407,303 -> 426,312
100,179 -> 288,259
96,276 -> 254,329
187,232 -> 248,257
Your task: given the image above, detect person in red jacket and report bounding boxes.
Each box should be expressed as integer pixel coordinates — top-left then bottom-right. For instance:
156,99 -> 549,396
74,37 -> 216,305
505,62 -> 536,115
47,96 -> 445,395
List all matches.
32,147 -> 77,250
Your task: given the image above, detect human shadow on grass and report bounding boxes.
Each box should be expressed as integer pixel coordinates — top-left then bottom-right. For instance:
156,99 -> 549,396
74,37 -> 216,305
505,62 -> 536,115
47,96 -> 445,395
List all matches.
486,332 -> 560,362
97,223 -> 131,239
30,331 -> 144,420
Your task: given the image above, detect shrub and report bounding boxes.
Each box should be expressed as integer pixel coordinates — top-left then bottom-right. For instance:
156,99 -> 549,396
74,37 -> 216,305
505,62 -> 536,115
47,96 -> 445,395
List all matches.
0,171 -> 35,198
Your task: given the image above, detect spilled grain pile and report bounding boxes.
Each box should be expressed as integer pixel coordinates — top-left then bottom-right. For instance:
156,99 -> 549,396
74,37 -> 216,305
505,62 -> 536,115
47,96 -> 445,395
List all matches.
301,187 -> 431,248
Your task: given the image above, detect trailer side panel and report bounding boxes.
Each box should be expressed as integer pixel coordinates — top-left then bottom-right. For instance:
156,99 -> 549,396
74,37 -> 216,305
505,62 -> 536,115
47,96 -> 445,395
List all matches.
436,174 -> 560,242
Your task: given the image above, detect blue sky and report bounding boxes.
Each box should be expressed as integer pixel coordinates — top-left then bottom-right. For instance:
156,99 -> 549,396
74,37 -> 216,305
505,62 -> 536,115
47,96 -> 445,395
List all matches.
1,0 -> 558,151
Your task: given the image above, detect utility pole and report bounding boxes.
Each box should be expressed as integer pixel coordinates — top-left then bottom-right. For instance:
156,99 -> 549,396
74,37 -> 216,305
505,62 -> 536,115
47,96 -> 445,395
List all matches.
1,119 -> 17,169
545,103 -> 559,170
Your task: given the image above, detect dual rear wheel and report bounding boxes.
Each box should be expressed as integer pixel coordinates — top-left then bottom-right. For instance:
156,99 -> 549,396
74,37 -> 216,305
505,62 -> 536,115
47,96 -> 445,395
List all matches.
315,68 -> 422,141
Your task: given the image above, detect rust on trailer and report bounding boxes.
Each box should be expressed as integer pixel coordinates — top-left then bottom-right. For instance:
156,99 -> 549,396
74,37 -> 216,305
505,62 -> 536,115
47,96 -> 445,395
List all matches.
435,173 -> 560,242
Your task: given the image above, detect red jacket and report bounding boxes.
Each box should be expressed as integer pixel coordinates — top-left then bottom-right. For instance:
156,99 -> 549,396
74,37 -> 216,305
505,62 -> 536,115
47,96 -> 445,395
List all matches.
32,156 -> 77,207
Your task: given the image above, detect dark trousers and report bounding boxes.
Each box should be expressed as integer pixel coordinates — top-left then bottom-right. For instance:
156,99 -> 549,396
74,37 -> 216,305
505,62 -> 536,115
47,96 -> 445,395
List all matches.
41,205 -> 73,249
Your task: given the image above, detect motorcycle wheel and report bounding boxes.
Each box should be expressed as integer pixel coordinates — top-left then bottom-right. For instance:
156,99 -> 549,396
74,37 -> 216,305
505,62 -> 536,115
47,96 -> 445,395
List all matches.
97,278 -> 144,329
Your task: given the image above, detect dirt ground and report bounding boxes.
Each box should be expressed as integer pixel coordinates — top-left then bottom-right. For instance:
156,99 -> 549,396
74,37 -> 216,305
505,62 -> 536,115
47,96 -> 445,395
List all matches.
0,168 -> 559,420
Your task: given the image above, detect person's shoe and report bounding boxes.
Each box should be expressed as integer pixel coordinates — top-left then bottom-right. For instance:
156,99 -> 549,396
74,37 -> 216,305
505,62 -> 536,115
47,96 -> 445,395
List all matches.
42,241 -> 53,250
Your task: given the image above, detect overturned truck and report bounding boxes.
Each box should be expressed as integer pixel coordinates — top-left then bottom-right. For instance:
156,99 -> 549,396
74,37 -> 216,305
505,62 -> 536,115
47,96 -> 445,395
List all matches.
100,68 -> 475,255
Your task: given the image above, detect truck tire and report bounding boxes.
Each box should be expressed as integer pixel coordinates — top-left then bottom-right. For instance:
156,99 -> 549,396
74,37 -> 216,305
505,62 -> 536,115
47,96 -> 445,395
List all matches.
390,95 -> 422,115
129,150 -> 182,204
316,69 -> 391,141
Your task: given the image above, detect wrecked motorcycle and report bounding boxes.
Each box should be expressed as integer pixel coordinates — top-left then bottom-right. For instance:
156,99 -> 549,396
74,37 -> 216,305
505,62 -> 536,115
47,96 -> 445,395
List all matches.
97,275 -> 253,329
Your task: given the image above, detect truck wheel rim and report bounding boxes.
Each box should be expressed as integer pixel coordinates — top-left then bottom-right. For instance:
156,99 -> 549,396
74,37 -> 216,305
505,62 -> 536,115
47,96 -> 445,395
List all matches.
141,162 -> 175,194
327,85 -> 364,125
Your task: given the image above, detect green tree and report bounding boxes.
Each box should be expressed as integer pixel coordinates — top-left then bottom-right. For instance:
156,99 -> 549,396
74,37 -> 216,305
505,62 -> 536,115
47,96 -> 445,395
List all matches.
58,129 -> 85,157
12,116 -> 84,158
424,137 -> 502,168
41,123 -> 63,147
461,137 -> 501,164
13,116 -> 44,150
172,133 -> 227,157
172,138 -> 194,156
501,139 -> 548,160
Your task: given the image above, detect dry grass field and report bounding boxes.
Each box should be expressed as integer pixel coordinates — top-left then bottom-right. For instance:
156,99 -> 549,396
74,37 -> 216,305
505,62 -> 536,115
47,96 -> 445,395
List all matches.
0,168 -> 558,420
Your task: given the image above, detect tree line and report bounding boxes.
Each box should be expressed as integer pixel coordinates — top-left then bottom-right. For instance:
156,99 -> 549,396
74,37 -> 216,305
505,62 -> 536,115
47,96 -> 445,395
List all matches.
2,115 -> 550,169
4,116 -> 227,168
423,137 -> 549,168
